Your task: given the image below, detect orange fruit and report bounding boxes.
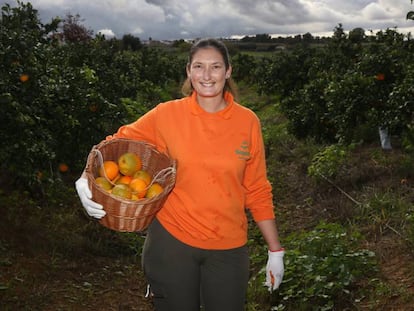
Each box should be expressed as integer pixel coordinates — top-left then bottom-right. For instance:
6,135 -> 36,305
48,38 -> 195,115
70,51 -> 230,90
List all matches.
129,178 -> 147,198
131,193 -> 142,201
95,176 -> 113,191
115,175 -> 132,185
111,184 -> 132,199
99,160 -> 119,180
89,103 -> 98,112
36,171 -> 43,181
58,163 -> 69,173
145,182 -> 163,199
111,173 -> 121,183
19,74 -> 29,82
132,170 -> 152,186
118,152 -> 142,176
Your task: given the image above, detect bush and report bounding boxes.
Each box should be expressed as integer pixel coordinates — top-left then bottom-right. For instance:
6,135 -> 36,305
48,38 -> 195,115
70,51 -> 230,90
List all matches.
307,144 -> 351,181
249,222 -> 377,311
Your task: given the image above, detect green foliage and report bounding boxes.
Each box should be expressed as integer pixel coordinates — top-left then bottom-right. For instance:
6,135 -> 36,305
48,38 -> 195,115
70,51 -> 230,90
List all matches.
387,63 -> 414,134
256,46 -> 315,98
1,2 -> 63,185
257,25 -> 414,145
281,75 -> 335,143
231,53 -> 258,83
254,222 -> 377,311
307,144 -> 350,180
356,191 -> 414,245
0,2 -> 185,188
324,72 -> 376,144
401,125 -> 414,153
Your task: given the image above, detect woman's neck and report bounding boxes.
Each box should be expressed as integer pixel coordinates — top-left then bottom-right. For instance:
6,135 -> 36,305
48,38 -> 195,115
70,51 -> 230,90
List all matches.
197,94 -> 227,113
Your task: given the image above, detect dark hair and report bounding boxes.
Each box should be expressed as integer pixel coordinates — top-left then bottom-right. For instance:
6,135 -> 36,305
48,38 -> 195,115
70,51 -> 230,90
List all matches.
181,38 -> 238,99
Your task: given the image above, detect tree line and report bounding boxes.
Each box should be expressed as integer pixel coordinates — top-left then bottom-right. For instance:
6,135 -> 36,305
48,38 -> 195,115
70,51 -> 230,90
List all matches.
1,1 -> 414,191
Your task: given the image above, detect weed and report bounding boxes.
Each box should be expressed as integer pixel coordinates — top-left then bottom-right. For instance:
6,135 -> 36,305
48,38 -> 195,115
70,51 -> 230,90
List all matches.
249,222 -> 377,311
307,144 -> 353,181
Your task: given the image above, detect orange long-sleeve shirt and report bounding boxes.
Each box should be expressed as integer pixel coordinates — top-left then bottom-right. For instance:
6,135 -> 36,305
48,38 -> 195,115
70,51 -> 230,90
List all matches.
107,91 -> 275,249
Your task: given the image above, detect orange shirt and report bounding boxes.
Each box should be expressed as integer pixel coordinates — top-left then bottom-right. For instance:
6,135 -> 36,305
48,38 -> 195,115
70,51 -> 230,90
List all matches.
107,91 -> 275,249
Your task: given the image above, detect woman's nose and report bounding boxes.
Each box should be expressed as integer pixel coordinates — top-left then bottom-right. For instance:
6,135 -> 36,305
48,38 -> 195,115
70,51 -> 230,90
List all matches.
203,67 -> 212,79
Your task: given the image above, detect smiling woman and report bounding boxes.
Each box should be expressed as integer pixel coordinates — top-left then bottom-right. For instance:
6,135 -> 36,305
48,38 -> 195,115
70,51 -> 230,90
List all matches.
75,37 -> 285,311
185,45 -> 232,112
181,38 -> 239,105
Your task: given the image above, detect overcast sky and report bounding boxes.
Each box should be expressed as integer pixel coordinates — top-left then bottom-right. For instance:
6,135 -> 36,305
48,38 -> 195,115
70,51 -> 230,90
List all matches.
2,0 -> 414,40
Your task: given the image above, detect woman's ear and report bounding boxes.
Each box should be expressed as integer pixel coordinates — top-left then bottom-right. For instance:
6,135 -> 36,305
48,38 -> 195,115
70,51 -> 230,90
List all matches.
186,64 -> 191,78
226,65 -> 232,79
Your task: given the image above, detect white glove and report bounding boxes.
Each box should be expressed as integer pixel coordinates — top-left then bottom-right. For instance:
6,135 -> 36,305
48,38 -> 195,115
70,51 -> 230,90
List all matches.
75,177 -> 106,219
265,249 -> 285,292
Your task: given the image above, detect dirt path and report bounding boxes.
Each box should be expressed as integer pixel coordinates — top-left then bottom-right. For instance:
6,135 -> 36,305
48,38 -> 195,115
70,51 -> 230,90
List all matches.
0,246 -> 154,311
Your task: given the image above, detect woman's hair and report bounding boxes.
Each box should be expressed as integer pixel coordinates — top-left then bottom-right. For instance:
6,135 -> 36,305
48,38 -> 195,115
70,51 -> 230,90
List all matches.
181,38 -> 238,99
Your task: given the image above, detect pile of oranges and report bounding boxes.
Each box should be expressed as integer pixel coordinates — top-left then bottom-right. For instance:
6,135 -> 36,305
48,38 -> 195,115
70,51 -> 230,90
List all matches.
95,152 -> 163,200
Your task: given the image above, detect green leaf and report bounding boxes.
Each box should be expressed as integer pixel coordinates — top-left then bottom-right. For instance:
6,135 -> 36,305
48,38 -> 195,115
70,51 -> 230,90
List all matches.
407,11 -> 414,20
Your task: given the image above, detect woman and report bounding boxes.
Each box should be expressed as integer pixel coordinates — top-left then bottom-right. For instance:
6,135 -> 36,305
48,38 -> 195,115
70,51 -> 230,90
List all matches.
75,38 -> 284,311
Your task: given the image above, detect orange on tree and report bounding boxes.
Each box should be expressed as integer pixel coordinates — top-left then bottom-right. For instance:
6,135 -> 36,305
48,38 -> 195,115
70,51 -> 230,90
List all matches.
129,178 -> 148,198
19,74 -> 29,82
118,152 -> 142,176
145,182 -> 164,199
89,103 -> 98,112
36,171 -> 43,181
132,169 -> 152,186
58,163 -> 69,173
99,160 -> 119,180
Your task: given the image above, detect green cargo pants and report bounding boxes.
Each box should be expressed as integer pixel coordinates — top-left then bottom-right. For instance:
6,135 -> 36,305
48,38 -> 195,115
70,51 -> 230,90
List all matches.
142,218 -> 249,311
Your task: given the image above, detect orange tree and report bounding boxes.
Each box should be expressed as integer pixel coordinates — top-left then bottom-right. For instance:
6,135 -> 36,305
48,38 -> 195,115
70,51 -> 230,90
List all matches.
256,24 -> 414,145
0,2 -> 62,187
0,2 -> 121,187
0,2 -> 185,190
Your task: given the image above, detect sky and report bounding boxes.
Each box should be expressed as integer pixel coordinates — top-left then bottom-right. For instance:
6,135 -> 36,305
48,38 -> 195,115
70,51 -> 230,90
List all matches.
2,0 -> 414,40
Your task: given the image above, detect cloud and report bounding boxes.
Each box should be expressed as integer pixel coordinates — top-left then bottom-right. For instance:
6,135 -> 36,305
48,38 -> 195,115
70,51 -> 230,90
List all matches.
97,28 -> 115,39
1,0 -> 413,39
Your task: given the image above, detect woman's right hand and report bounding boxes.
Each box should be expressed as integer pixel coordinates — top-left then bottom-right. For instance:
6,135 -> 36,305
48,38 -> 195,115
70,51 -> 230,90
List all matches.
75,177 -> 106,219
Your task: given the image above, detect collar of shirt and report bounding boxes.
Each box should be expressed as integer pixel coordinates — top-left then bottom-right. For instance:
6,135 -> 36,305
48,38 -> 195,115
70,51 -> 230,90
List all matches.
190,91 -> 235,120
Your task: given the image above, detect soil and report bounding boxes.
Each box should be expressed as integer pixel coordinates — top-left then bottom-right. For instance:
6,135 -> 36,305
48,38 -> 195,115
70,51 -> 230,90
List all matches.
0,216 -> 153,310
1,145 -> 414,310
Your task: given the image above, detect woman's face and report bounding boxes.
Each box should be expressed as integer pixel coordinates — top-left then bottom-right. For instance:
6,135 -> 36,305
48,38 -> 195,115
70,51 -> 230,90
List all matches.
187,47 -> 231,99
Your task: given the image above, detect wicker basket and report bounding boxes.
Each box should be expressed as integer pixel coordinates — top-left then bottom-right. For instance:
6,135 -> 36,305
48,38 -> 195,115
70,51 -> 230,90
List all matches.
85,138 -> 176,232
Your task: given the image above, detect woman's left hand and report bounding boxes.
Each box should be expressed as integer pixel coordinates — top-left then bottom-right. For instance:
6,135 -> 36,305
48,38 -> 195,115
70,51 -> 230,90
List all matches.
265,249 -> 285,292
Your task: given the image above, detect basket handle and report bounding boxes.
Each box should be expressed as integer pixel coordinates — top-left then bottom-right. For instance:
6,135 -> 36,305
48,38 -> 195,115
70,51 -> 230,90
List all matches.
148,166 -> 176,189
91,148 -> 118,186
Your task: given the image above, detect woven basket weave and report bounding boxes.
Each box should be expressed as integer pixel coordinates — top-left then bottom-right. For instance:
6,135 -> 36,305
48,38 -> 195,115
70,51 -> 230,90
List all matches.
85,138 -> 176,232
